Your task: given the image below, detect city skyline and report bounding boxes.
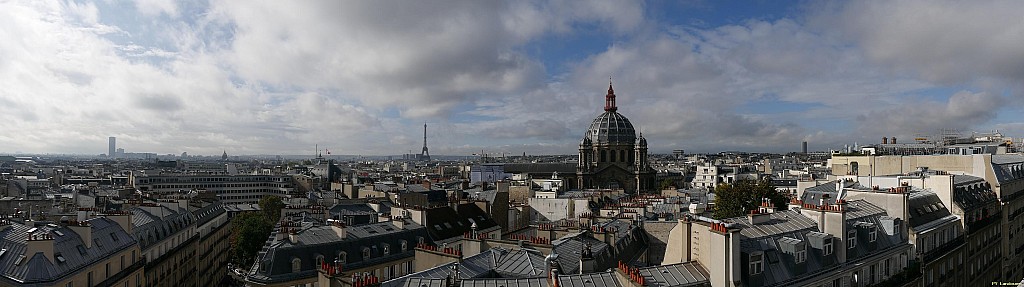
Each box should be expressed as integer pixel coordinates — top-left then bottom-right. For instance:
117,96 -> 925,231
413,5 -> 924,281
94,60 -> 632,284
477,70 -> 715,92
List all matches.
2,1 -> 1023,156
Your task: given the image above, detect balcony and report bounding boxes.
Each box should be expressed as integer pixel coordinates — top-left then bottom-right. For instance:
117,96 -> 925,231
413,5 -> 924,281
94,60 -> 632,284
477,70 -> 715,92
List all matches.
922,237 -> 965,263
966,214 -> 1000,234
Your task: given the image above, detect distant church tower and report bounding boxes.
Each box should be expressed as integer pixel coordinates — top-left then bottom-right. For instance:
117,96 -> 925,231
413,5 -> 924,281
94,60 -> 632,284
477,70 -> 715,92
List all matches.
419,123 -> 431,161
577,81 -> 656,193
222,150 -> 228,161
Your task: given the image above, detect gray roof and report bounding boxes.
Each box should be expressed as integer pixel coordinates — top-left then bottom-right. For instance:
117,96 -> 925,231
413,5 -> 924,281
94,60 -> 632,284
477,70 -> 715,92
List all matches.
248,220 -> 429,285
0,218 -> 137,285
723,200 -> 906,287
557,270 -> 624,287
585,111 -> 636,145
131,204 -> 194,249
951,175 -> 998,210
382,248 -> 509,287
638,262 -> 710,287
907,191 -> 953,230
461,277 -> 547,287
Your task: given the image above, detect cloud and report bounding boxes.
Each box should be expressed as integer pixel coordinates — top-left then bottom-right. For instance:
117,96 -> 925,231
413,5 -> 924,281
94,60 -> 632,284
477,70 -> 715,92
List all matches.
816,0 -> 1024,87
1,1 -> 1022,155
856,91 -> 1004,136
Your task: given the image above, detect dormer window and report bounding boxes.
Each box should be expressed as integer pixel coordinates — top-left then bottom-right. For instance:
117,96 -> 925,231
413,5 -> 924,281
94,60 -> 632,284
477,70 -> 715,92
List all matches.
337,252 -> 347,263
848,230 -> 857,249
749,252 -> 764,275
824,239 -> 833,256
291,258 -> 301,273
383,244 -> 390,255
795,245 -> 807,263
869,228 -> 877,242
401,240 -> 408,252
362,247 -> 371,259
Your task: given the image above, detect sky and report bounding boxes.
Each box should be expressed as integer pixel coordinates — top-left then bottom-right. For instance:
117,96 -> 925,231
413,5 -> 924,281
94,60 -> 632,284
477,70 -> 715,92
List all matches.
2,0 -> 1023,156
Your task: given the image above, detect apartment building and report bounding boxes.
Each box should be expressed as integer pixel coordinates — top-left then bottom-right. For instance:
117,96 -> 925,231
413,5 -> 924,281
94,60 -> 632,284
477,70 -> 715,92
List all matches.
132,173 -> 295,205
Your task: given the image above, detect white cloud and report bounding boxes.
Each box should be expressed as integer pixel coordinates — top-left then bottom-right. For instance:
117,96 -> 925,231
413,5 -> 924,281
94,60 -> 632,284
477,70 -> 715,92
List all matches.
132,0 -> 178,17
1,0 -> 1022,155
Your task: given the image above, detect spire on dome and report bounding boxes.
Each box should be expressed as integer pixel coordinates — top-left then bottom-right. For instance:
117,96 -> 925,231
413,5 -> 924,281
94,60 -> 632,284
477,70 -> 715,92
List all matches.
604,78 -> 617,112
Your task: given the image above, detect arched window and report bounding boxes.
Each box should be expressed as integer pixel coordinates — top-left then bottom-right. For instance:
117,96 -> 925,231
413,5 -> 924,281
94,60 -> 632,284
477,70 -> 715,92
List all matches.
619,150 -> 625,163
316,254 -> 324,266
600,150 -> 607,162
337,251 -> 347,263
610,150 -> 616,162
363,247 -> 371,259
383,243 -> 391,255
291,258 -> 301,273
401,240 -> 408,252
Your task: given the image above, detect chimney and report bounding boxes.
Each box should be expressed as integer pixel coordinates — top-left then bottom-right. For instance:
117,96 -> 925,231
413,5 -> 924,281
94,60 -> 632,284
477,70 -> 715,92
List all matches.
328,219 -> 347,239
748,209 -> 770,225
277,221 -> 290,242
392,217 -> 406,230
26,232 -> 55,261
288,228 -> 299,244
102,211 -> 133,233
882,137 -> 888,144
579,243 -> 596,274
891,137 -> 897,144
68,220 -> 92,248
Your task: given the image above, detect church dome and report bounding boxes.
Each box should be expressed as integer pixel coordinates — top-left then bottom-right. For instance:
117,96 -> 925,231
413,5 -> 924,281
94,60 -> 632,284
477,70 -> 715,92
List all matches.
585,81 -> 636,144
586,111 -> 636,144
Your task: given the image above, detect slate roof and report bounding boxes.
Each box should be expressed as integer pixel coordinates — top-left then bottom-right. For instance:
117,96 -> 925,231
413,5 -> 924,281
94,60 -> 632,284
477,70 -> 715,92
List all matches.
247,220 -> 429,285
131,204 -> 195,250
551,219 -> 647,274
951,175 -> 998,210
638,262 -> 710,287
462,277 -> 548,287
557,270 -> 623,287
423,204 -> 500,242
0,218 -> 137,285
907,191 -> 954,231
723,201 -> 906,287
382,247 -> 510,287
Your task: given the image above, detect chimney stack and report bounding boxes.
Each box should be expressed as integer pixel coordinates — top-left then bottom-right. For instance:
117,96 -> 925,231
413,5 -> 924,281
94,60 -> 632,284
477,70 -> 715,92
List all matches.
26,231 -> 55,261
68,220 -> 92,248
882,137 -> 888,144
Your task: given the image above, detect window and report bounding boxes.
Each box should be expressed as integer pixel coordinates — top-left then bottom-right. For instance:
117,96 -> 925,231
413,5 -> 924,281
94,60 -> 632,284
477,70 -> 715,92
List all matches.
383,244 -> 390,255
363,247 -> 371,259
749,252 -> 764,275
894,222 -> 901,236
795,245 -> 807,263
316,254 -> 325,265
869,228 -> 877,242
401,240 -> 408,252
823,239 -> 833,256
849,230 -> 857,249
337,252 -> 347,263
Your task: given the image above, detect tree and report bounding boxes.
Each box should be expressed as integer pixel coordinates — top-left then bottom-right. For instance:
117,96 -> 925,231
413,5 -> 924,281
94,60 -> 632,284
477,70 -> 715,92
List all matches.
230,212 -> 273,266
712,179 -> 787,219
259,195 -> 285,222
659,178 -> 676,190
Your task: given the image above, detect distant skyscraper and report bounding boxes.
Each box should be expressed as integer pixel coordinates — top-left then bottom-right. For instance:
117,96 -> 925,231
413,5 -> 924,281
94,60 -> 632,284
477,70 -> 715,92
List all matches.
108,137 -> 116,158
802,141 -> 808,154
